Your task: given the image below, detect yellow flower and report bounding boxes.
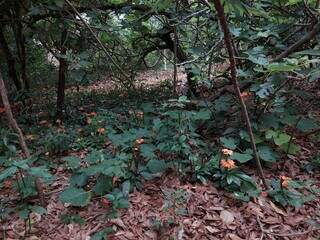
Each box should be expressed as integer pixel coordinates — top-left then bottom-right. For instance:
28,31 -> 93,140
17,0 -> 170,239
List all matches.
220,159 -> 236,169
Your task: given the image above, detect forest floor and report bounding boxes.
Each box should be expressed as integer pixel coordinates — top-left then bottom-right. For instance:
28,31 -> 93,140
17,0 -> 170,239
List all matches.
1,70 -> 320,240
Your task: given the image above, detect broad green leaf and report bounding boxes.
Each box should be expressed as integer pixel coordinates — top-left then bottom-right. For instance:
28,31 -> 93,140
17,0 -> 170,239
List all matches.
297,118 -> 318,132
214,95 -> 233,112
63,156 -> 80,169
85,150 -> 103,164
146,159 -> 166,174
294,49 -> 320,56
265,130 -> 277,139
239,131 -> 264,144
28,166 -> 52,180
92,175 -> 112,195
54,0 -> 64,7
194,110 -> 211,120
140,144 -> 156,159
59,187 -> 91,207
274,133 -> 291,146
279,143 -> 300,155
17,208 -> 29,220
0,166 -> 17,182
258,146 -> 278,162
261,114 -> 280,129
91,227 -> 113,240
266,63 -> 298,72
69,173 -> 88,187
30,205 -> 47,215
220,137 -> 237,150
231,152 -> 252,163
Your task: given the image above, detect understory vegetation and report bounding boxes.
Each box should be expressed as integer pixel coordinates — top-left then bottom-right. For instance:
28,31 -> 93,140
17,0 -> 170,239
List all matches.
0,0 -> 320,239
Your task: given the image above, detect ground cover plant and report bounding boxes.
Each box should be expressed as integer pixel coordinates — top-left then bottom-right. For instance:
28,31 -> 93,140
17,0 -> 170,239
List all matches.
0,0 -> 320,239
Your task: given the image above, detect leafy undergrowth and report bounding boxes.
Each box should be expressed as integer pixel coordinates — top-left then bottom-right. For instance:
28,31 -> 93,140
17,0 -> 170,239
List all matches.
1,80 -> 320,239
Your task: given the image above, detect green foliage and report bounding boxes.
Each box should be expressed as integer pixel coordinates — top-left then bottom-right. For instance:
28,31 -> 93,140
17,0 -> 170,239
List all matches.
1,0 -> 320,223
267,178 -> 315,207
304,152 -> 320,172
43,130 -> 74,155
59,187 -> 92,207
60,214 -> 86,226
213,165 -> 259,202
90,227 -> 113,240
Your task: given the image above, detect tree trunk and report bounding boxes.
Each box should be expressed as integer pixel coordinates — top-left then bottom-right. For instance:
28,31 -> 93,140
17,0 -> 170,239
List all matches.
15,20 -> 29,90
159,31 -> 198,97
0,25 -> 22,91
56,28 -> 68,120
0,71 -> 45,206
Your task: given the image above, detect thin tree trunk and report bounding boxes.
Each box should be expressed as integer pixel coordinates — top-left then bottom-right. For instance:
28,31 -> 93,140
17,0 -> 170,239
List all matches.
212,0 -> 268,189
0,25 -> 21,91
0,71 -> 45,206
160,31 -> 197,97
56,28 -> 68,120
16,20 -> 29,89
173,26 -> 178,95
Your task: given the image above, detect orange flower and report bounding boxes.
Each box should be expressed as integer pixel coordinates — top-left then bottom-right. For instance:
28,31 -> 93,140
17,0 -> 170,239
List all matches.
0,107 -> 5,114
280,176 -> 291,188
220,159 -> 236,169
100,198 -> 111,207
222,148 -> 233,156
3,180 -> 12,188
136,111 -> 144,119
240,92 -> 251,99
97,128 -> 105,135
86,117 -> 92,124
26,134 -> 35,141
133,147 -> 139,152
86,112 -> 97,117
39,120 -> 48,126
135,138 -> 144,145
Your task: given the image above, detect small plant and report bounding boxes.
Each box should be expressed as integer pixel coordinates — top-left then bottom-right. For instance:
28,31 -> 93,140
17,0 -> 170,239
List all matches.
43,130 -> 74,155
104,188 -> 130,218
90,227 -> 113,240
0,129 -> 17,157
60,214 -> 86,226
304,152 -> 320,172
267,176 -> 315,207
213,149 -> 259,201
162,188 -> 188,217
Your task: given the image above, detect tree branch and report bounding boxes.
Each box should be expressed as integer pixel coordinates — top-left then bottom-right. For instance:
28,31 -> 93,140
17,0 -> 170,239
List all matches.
273,22 -> 320,61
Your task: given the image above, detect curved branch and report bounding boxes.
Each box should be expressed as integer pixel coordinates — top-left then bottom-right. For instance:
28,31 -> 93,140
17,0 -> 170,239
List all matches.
273,22 -> 320,61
